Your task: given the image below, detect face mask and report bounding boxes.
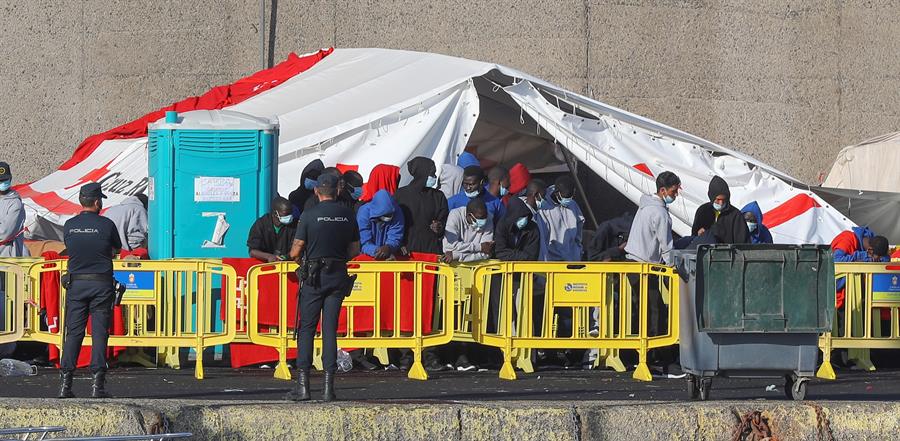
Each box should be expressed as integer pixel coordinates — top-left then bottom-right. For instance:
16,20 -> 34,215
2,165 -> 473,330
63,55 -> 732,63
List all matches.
747,222 -> 757,232
469,215 -> 487,230
515,216 -> 529,229
713,202 -> 725,212
535,196 -> 551,210
499,186 -> 509,197
379,215 -> 393,223
559,196 -> 574,208
663,195 -> 675,205
426,175 -> 438,189
351,186 -> 363,200
464,189 -> 480,198
278,214 -> 293,225
0,181 -> 10,192
304,178 -> 317,190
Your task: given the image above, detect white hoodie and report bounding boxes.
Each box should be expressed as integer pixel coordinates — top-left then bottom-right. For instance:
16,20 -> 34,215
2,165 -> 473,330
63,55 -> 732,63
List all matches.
624,193 -> 673,265
0,190 -> 29,257
443,206 -> 493,262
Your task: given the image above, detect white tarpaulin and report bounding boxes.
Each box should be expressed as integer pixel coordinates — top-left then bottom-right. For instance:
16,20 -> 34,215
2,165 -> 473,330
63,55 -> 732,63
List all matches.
823,131 -> 900,193
20,48 -> 855,245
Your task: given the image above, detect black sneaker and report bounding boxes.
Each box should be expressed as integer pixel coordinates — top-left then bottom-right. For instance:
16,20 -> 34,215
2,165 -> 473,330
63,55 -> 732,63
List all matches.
455,355 -> 476,372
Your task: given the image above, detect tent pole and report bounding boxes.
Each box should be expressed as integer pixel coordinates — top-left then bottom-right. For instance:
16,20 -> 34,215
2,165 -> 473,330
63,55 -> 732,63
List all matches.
259,0 -> 266,70
561,147 -> 599,229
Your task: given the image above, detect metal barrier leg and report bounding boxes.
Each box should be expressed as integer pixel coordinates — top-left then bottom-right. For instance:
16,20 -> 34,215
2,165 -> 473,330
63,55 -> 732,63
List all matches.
313,346 -> 323,371
633,342 -> 652,381
194,344 -> 204,380
407,337 -> 427,380
274,345 -> 292,380
817,332 -> 837,380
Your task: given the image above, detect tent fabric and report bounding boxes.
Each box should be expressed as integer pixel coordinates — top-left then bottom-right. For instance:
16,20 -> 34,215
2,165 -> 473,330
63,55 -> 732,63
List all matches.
823,132 -> 900,193
19,48 -> 854,245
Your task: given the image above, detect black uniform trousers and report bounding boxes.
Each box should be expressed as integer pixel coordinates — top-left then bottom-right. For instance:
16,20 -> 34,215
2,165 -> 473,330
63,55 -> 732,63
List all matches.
61,279 -> 114,373
296,266 -> 349,373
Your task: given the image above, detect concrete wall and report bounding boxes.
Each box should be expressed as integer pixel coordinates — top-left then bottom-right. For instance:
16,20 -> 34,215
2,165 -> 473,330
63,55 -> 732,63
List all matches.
3,0 -> 899,184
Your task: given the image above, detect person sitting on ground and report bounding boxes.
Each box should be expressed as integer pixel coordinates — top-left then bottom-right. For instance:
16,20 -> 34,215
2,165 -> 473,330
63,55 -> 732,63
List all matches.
691,176 -> 749,244
247,197 -> 298,262
447,166 -> 506,221
357,189 -> 405,260
442,197 -> 494,264
485,165 -> 511,200
288,159 -> 324,217
741,201 -> 774,244
104,193 -> 149,252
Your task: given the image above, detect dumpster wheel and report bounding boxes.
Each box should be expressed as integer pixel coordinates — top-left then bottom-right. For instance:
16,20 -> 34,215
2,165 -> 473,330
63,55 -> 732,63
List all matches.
784,375 -> 808,401
686,374 -> 700,400
698,377 -> 712,401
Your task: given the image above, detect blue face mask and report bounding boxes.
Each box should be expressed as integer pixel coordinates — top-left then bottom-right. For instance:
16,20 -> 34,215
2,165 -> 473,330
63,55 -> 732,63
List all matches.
713,202 -> 725,212
747,222 -> 757,232
278,214 -> 294,225
379,215 -> 393,223
515,216 -> 529,229
351,186 -> 363,200
426,175 -> 438,189
663,195 -> 675,205
559,196 -> 574,208
304,178 -> 317,190
499,186 -> 509,197
465,189 -> 480,198
469,215 -> 487,230
0,180 -> 10,192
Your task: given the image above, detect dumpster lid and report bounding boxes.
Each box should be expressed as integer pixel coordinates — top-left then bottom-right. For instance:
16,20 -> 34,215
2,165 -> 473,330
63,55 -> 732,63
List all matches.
149,110 -> 278,132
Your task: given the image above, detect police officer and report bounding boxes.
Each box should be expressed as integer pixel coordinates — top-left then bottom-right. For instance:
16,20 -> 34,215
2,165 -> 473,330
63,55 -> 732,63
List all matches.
287,173 -> 360,402
58,183 -> 122,399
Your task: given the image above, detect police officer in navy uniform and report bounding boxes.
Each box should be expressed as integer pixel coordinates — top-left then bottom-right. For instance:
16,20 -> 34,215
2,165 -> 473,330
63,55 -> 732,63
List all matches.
287,173 -> 360,402
58,183 -> 122,399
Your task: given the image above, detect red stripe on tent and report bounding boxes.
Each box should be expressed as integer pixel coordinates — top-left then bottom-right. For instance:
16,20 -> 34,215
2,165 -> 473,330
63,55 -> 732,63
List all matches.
762,194 -> 821,229
633,163 -> 654,177
53,49 -> 333,174
17,185 -> 85,216
64,159 -> 115,191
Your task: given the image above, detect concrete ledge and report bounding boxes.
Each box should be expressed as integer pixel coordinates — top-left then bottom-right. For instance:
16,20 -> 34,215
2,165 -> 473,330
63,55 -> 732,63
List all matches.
0,399 -> 898,440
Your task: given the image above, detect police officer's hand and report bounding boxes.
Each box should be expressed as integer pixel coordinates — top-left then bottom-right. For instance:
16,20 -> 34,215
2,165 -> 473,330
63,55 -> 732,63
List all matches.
440,251 -> 454,264
375,245 -> 392,260
481,241 -> 494,255
430,220 -> 444,235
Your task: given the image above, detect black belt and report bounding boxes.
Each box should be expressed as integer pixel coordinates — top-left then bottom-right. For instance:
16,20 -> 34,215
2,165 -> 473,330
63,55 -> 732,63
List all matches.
69,273 -> 113,282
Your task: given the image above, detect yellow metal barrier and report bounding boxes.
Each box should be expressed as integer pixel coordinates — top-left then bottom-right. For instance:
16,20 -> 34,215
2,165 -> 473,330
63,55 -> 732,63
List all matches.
27,259 -> 237,379
247,260 -> 455,381
0,258 -> 42,344
817,262 -> 900,380
472,262 -> 679,381
0,261 -> 26,345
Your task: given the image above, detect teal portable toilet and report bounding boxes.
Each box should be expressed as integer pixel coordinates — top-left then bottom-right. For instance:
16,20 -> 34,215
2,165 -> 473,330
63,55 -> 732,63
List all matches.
147,110 -> 278,258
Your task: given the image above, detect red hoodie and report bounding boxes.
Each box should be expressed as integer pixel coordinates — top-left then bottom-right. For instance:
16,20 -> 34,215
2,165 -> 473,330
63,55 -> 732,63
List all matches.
361,164 -> 400,202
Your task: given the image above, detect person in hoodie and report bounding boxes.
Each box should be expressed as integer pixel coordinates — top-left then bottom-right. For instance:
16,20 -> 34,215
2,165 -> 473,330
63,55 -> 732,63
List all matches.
625,171 -> 681,346
691,175 -> 750,244
488,197 -> 541,333
740,201 -> 774,244
503,163 -> 531,206
103,193 -> 149,252
288,159 -> 324,217
441,197 -> 494,264
447,166 -> 506,221
394,157 -> 448,255
340,170 -> 365,211
357,189 -> 405,260
302,167 -> 343,212
0,162 -> 29,258
456,151 -> 480,170
536,176 -> 584,262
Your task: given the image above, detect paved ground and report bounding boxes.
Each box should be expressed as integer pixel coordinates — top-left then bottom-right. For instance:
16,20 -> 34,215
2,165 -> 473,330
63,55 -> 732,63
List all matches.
3,363 -> 900,402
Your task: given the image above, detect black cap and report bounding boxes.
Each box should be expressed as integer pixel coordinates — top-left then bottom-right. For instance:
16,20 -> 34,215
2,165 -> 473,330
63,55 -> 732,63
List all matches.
79,182 -> 107,199
0,162 -> 10,180
316,173 -> 339,190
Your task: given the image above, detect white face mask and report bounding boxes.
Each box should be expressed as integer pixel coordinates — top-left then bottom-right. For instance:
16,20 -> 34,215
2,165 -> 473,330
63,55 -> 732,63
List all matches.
426,175 -> 438,189
747,222 -> 757,232
0,181 -> 10,192
713,202 -> 725,212
278,214 -> 294,225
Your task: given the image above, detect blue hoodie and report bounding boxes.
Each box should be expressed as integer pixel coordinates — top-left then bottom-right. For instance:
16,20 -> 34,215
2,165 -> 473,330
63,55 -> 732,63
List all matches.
456,152 -> 480,169
833,226 -> 879,263
357,189 -> 405,257
740,202 -> 774,244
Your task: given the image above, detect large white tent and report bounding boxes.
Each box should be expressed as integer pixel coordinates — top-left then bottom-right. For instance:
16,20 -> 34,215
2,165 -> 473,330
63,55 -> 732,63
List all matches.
20,48 -> 855,245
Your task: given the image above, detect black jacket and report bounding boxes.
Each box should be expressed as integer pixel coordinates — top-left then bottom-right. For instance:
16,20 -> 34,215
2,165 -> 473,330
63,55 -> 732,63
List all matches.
691,176 -> 749,244
494,197 -> 541,261
394,157 -> 449,254
287,159 -> 324,215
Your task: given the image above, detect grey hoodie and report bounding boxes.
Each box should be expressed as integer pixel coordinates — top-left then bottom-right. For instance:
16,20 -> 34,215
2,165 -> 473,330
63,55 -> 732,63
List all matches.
624,193 -> 673,265
103,196 -> 148,251
0,190 -> 29,257
443,206 -> 493,262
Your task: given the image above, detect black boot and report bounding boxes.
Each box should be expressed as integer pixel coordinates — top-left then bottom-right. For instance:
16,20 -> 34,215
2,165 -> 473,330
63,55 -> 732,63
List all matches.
285,370 -> 310,402
91,371 -> 111,398
323,371 -> 337,402
58,371 -> 75,399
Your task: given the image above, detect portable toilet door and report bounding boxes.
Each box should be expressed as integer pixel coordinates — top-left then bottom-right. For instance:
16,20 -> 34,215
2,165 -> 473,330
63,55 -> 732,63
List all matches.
148,110 -> 278,259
